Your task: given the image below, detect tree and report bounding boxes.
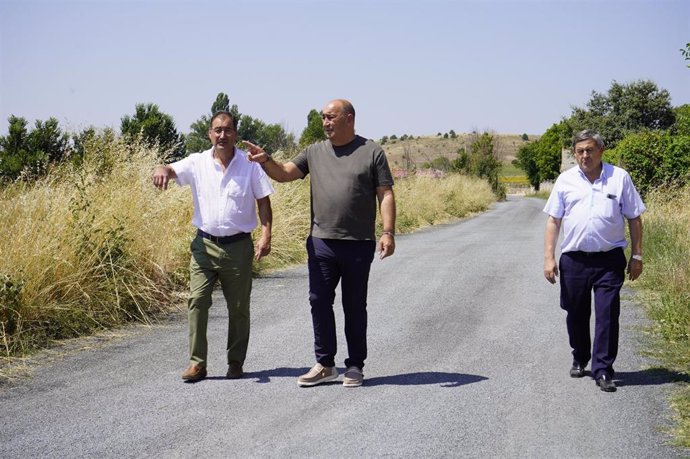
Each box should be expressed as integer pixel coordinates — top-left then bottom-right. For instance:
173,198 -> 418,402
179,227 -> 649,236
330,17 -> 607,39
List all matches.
121,103 -> 185,160
237,115 -> 295,154
452,132 -> 505,198
567,80 -> 675,148
0,116 -> 69,181
515,142 -> 540,190
521,133 -> 529,141
298,109 -> 326,147
185,92 -> 241,153
449,129 -> 457,139
514,122 -> 567,190
681,42 -> 690,68
672,104 -> 690,136
534,123 -> 566,183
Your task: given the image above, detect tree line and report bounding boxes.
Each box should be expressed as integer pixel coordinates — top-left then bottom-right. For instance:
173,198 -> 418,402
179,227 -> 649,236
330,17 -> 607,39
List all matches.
514,79 -> 690,195
0,92 -> 327,183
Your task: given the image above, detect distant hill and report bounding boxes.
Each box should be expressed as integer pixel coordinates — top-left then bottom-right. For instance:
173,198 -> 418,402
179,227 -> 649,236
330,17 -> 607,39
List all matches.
378,133 -> 540,169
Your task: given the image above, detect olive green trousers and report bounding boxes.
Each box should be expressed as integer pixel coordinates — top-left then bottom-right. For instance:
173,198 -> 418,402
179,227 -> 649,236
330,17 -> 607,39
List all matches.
187,235 -> 253,368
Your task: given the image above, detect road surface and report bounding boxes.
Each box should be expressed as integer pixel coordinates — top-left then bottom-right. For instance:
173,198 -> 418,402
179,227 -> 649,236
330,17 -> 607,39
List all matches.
1,197 -> 686,458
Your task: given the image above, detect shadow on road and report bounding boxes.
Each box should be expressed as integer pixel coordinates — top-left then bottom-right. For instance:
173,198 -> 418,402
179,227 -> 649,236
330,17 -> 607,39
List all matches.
615,367 -> 690,387
236,368 -> 488,387
366,372 -> 487,387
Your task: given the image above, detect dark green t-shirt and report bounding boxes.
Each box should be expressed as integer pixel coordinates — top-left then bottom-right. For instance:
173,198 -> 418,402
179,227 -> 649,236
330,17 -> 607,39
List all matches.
291,135 -> 394,240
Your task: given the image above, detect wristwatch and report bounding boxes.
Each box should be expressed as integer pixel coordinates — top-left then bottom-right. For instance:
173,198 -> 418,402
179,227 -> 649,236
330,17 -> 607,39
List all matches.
631,254 -> 643,262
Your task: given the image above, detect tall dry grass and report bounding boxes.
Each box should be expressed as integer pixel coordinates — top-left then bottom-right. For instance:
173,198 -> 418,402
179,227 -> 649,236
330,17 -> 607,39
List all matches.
395,174 -> 494,231
0,137 -> 495,370
0,135 -> 192,357
636,186 -> 690,446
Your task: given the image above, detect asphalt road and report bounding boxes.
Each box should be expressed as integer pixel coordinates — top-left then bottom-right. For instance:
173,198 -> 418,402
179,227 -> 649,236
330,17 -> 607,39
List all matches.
1,197 -> 686,458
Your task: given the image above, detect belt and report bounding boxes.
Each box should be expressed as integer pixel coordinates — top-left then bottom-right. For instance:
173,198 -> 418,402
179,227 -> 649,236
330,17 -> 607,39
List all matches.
569,247 -> 622,257
197,229 -> 250,244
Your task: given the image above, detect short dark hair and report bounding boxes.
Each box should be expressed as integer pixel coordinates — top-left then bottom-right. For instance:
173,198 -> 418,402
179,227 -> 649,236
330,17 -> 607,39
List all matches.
572,129 -> 605,149
209,110 -> 238,130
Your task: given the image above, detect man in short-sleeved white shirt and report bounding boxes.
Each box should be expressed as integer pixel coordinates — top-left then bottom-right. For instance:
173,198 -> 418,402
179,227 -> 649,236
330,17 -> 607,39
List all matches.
543,129 -> 645,393
153,110 -> 273,382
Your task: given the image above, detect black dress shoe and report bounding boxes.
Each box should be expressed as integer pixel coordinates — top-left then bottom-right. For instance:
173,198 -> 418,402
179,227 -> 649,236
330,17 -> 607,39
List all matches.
226,363 -> 244,379
596,374 -> 617,392
569,362 -> 586,378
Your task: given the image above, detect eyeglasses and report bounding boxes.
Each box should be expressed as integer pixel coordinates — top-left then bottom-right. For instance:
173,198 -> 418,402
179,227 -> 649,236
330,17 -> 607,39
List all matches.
574,147 -> 598,156
211,127 -> 235,135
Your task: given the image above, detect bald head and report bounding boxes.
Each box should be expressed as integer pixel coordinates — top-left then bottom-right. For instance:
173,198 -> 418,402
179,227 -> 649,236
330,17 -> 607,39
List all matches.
321,99 -> 356,146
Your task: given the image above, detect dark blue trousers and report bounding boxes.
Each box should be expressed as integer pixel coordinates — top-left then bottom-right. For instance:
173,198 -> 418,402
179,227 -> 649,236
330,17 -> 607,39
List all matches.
559,248 -> 627,379
306,236 -> 376,369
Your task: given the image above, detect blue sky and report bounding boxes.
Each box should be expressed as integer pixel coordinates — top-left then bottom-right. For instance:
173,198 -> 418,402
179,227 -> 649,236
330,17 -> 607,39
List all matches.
1,0 -> 688,141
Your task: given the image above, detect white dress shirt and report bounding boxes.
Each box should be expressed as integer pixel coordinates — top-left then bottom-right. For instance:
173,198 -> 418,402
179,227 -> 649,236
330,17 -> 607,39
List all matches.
171,147 -> 274,236
543,162 -> 646,253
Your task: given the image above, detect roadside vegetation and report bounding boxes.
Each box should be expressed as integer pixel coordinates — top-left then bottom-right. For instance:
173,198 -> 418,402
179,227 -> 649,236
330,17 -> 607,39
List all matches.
636,187 -> 690,445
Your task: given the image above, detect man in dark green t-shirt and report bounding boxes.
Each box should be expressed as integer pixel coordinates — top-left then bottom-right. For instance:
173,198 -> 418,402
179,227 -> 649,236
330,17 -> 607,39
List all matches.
245,99 -> 396,387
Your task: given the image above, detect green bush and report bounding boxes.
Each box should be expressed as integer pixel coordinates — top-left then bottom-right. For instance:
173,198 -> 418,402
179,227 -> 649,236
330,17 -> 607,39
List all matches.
613,131 -> 690,197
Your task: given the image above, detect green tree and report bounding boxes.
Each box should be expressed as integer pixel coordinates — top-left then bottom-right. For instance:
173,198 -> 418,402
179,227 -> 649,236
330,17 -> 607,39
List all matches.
514,122 -> 567,190
0,116 -> 69,181
185,92 -> 241,153
121,103 -> 185,160
449,129 -> 457,139
299,109 -> 326,147
567,80 -> 675,148
672,104 -> 690,136
515,142 -> 540,190
534,123 -> 566,183
452,132 -> 505,198
238,115 -> 295,154
521,133 -> 529,141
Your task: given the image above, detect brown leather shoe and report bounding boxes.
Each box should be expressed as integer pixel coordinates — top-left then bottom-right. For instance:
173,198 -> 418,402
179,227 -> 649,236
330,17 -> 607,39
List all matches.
226,363 -> 244,379
181,364 -> 207,381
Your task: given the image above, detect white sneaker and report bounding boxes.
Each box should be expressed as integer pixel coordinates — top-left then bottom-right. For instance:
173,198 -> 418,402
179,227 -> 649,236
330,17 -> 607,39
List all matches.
297,363 -> 338,387
343,366 -> 364,387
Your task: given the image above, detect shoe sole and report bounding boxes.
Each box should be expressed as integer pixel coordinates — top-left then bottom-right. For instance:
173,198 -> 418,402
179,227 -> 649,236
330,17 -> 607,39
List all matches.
343,379 -> 363,387
297,373 -> 338,387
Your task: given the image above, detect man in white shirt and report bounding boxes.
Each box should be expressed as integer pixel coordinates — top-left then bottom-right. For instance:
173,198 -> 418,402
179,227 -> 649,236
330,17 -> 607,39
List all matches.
153,110 -> 274,382
543,129 -> 645,392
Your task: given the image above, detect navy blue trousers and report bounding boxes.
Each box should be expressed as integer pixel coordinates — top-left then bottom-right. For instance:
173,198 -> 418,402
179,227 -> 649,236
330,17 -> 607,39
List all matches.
306,236 -> 376,369
559,248 -> 627,378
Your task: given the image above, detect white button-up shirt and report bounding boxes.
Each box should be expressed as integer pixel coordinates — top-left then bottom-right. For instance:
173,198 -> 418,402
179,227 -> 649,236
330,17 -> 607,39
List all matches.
543,162 -> 645,253
171,148 -> 274,236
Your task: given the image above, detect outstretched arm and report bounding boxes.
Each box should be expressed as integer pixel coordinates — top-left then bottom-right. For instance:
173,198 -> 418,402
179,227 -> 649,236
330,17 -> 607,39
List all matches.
242,141 -> 304,183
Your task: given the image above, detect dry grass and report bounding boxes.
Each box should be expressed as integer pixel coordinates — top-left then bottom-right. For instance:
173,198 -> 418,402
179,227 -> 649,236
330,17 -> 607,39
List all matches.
395,174 -> 494,231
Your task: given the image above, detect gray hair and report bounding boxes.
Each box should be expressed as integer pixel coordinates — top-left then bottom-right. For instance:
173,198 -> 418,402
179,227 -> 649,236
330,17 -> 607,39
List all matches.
572,129 -> 605,149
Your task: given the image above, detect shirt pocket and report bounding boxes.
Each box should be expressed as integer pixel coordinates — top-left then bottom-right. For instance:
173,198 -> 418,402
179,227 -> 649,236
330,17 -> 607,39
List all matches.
225,176 -> 249,197
592,192 -> 620,222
